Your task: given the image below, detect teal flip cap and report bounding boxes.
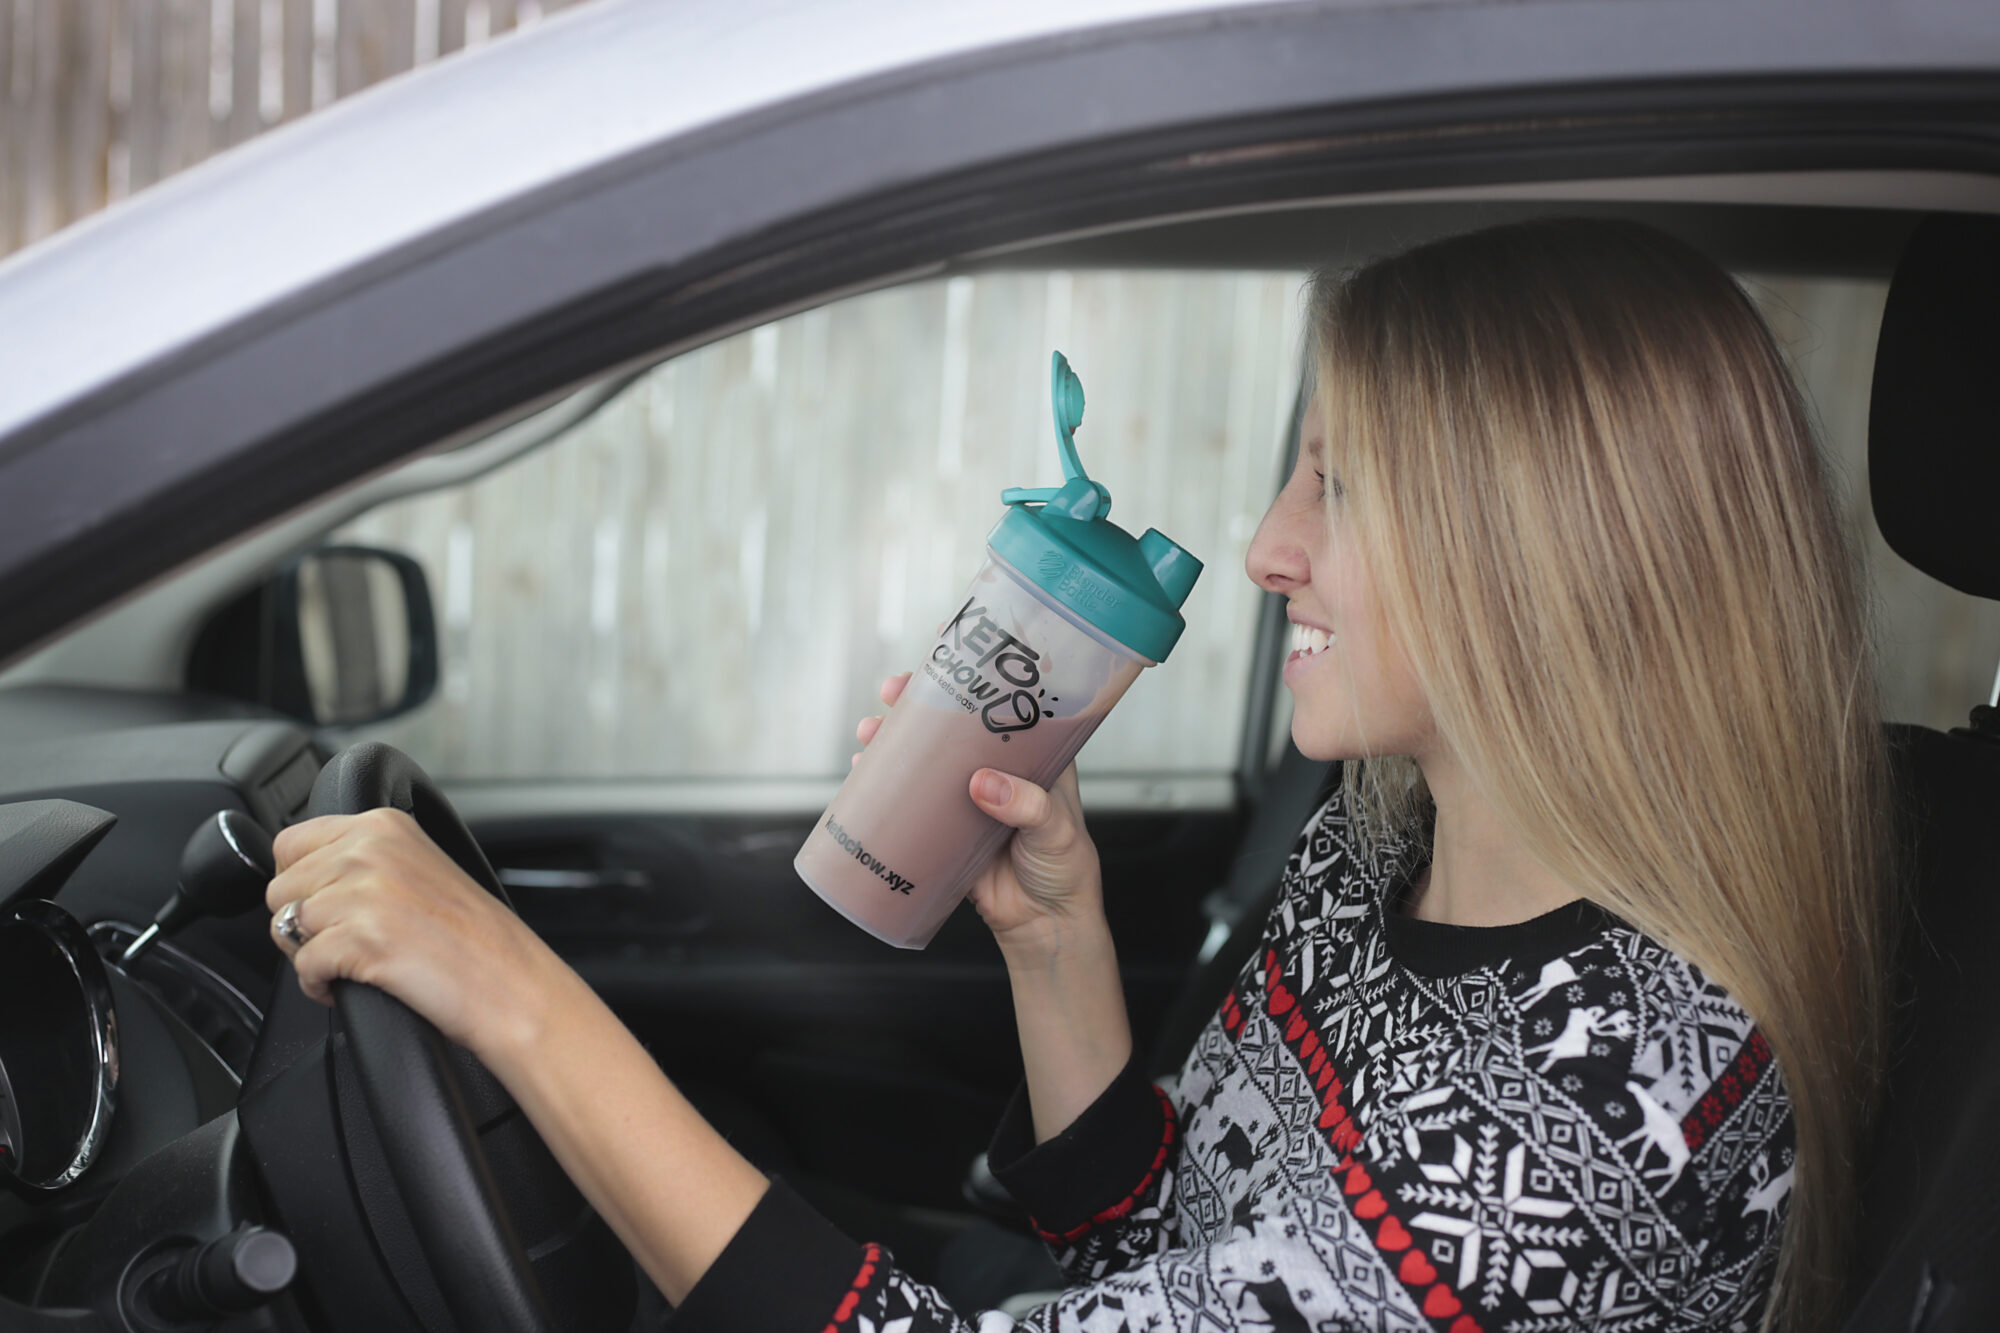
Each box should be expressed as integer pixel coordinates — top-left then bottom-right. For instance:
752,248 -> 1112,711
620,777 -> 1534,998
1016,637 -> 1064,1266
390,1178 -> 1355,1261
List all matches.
989,352 -> 1202,663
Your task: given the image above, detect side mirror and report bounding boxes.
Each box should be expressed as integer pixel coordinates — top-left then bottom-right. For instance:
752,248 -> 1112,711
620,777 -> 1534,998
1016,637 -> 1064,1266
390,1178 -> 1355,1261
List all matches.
189,546 -> 439,728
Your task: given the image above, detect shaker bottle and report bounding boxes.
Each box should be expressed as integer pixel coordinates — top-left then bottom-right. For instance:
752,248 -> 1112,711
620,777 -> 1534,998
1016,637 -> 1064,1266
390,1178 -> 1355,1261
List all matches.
794,351 -> 1202,949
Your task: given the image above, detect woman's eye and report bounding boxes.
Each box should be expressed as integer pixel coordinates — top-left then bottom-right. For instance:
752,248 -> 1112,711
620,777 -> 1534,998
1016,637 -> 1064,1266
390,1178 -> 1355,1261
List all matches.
1314,470 -> 1343,501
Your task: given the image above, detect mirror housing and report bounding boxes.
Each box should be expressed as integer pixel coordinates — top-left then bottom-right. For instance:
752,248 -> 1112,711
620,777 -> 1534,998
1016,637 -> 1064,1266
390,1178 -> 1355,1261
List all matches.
189,546 -> 438,728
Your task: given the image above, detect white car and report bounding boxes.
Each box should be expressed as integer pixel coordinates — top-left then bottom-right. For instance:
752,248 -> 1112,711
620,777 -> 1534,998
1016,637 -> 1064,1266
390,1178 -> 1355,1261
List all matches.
0,2 -> 1995,1330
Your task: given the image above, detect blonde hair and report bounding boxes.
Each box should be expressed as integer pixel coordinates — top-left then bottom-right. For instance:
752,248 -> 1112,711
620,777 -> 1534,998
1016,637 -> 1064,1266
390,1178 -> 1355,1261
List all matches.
1310,218 -> 1891,1332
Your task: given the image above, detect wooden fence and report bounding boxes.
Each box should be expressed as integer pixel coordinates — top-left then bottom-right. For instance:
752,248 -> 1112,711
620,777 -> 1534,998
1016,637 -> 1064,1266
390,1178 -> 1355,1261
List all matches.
0,0 -> 597,259
340,271 -> 1309,784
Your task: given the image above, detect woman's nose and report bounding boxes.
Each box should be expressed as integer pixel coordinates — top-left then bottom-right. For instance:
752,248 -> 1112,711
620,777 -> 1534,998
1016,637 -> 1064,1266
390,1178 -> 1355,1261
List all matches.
1245,498 -> 1310,594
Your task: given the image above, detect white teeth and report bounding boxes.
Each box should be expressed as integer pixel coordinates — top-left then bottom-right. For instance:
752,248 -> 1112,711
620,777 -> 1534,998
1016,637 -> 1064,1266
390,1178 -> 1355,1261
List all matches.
1288,623 -> 1334,657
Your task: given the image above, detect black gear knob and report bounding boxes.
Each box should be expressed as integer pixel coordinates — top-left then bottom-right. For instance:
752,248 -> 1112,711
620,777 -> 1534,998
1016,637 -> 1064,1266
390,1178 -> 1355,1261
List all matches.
120,810 -> 277,965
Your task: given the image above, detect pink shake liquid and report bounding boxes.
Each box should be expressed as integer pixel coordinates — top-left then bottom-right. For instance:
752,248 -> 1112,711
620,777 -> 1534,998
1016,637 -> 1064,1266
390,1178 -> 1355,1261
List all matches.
795,557 -> 1147,948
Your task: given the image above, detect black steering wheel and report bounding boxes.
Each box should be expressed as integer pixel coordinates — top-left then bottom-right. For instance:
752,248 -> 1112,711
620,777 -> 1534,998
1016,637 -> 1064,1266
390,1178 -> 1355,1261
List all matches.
239,742 -> 632,1333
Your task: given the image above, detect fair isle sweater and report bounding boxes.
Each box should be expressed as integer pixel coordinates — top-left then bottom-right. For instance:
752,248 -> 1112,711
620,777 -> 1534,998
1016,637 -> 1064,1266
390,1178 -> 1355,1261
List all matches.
673,790 -> 1794,1333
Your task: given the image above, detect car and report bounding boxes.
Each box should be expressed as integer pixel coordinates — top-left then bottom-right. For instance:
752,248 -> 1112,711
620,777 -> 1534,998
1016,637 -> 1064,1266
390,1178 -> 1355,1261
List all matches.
0,1 -> 1997,1330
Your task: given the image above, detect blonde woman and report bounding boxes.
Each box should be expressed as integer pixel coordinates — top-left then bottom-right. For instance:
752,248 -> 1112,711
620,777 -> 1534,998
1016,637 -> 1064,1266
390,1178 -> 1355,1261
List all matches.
265,218 -> 1890,1332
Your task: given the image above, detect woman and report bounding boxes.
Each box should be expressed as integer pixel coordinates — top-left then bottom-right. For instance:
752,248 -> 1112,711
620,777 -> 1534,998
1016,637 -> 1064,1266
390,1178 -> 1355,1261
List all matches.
266,218 -> 1891,1333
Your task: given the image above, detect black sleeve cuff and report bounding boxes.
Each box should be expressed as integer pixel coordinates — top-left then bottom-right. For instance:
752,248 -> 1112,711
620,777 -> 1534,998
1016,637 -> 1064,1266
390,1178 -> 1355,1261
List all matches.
986,1052 -> 1178,1243
668,1177 -> 864,1333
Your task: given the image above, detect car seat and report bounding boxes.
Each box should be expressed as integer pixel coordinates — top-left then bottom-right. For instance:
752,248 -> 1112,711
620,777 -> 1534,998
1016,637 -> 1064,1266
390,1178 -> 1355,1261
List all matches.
1838,212 -> 2000,1332
1143,738 -> 1341,1076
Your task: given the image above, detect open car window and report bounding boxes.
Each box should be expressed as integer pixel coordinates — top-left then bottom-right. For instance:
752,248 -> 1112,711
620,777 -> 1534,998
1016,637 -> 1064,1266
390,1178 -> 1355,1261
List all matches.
329,257 -> 2000,808
334,269 -> 1305,799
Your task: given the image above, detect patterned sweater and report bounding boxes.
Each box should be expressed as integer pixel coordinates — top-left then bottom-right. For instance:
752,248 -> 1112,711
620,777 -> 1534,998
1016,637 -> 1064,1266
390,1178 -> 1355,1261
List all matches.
673,790 -> 1795,1333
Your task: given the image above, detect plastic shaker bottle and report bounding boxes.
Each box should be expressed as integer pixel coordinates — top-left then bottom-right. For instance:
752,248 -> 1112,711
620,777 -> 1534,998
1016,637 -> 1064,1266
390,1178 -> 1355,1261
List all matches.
794,351 -> 1202,949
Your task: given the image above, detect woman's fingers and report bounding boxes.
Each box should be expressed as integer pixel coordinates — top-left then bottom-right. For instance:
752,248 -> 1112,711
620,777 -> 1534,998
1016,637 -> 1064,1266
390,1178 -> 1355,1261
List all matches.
265,828 -> 361,915
268,892 -> 311,960
1050,763 -> 1082,803
289,921 -> 355,1006
851,673 -> 914,764
270,812 -> 352,875
263,807 -> 418,915
970,769 -> 1069,845
852,713 -> 883,767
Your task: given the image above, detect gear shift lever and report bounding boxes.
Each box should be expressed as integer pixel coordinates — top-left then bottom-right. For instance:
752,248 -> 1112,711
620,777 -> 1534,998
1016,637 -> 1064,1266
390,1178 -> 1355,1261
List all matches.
120,810 -> 277,966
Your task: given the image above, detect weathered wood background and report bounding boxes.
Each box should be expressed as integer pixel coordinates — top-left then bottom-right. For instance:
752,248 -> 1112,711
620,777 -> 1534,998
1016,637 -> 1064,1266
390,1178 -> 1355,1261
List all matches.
0,0 -> 594,257
5,0 -> 1997,786
341,271 -> 1308,782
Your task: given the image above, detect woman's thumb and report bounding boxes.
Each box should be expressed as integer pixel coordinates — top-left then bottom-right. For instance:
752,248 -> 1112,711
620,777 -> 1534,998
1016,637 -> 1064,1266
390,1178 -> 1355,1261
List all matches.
971,769 -> 1057,835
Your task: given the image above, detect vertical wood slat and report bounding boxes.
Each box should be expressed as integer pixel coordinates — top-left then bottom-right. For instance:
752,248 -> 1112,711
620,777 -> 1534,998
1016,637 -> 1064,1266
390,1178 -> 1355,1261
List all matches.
126,0 -> 161,187
228,0 -> 258,141
337,0 -> 413,94
279,0 -> 309,121
0,0 -> 15,252
52,0 -> 79,226
437,0 -> 466,56
334,0 -> 361,95
24,0 -> 59,242
158,0 -> 184,176
185,0 -> 213,168
202,0 -> 225,154
70,0 -> 110,221
380,0 -> 413,78
162,0 -> 201,177
104,0 -> 129,200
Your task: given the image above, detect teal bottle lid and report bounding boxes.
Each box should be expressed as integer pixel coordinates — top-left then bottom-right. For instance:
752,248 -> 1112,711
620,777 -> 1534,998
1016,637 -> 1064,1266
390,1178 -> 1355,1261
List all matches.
989,352 -> 1202,663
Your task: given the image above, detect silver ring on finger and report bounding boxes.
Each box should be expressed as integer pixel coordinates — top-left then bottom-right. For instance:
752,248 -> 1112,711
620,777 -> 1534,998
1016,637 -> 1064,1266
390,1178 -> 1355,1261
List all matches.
274,898 -> 313,949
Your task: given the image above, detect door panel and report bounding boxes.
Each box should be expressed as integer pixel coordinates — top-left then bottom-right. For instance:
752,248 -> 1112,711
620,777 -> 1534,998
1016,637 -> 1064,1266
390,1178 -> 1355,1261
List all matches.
471,805 -> 1238,1205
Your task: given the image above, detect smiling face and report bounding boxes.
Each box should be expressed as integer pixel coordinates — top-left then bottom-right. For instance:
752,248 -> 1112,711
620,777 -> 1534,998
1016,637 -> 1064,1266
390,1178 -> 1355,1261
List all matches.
1245,390 -> 1437,764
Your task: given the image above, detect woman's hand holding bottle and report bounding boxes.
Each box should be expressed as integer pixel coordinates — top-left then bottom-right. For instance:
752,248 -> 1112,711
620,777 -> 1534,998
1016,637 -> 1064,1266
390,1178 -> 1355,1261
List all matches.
857,671 -> 1106,963
858,672 -> 1131,1141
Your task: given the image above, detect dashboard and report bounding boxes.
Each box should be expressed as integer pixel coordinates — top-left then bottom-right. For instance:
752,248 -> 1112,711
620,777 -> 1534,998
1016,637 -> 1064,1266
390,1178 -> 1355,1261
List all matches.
0,686 -> 322,1330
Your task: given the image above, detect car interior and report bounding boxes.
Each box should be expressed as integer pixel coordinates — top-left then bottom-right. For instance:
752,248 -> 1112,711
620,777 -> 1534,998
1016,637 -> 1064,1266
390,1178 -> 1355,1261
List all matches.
0,187 -> 1997,1332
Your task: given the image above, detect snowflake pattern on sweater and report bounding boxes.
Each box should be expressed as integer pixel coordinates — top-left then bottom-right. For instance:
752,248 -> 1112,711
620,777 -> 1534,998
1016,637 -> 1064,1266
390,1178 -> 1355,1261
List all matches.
807,791 -> 1793,1333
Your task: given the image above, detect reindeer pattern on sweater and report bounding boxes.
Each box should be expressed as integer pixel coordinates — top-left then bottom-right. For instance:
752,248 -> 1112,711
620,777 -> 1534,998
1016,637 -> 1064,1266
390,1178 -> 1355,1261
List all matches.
819,791 -> 1794,1333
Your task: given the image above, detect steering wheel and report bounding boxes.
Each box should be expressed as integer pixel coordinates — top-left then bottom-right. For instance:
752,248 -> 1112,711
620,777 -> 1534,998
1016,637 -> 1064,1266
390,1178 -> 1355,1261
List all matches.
240,742 -> 631,1333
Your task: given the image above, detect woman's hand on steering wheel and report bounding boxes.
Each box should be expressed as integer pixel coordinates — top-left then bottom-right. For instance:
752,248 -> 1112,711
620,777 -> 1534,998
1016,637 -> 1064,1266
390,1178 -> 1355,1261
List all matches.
859,672 -> 1106,965
265,807 -> 562,1059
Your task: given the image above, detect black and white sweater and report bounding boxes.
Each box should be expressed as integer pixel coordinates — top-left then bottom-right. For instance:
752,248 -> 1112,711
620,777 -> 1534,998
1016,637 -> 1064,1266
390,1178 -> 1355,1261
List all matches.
674,790 -> 1795,1333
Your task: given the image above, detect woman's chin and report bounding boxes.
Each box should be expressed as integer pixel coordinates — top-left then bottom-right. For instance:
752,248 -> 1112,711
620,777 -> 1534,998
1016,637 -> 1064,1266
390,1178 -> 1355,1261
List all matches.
1287,715 -> 1354,764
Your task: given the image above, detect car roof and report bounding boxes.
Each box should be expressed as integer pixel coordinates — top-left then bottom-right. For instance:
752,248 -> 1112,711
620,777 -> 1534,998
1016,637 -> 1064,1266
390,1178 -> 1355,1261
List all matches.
0,0 -> 1996,665
1,0 -> 1992,444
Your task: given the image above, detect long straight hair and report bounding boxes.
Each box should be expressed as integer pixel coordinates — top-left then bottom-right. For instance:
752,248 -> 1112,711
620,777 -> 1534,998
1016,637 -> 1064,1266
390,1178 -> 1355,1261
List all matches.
1310,219 -> 1892,1333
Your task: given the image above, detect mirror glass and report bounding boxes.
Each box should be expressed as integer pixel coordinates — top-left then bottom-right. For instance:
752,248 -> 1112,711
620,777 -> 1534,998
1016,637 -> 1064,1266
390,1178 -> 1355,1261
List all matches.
296,551 -> 414,727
